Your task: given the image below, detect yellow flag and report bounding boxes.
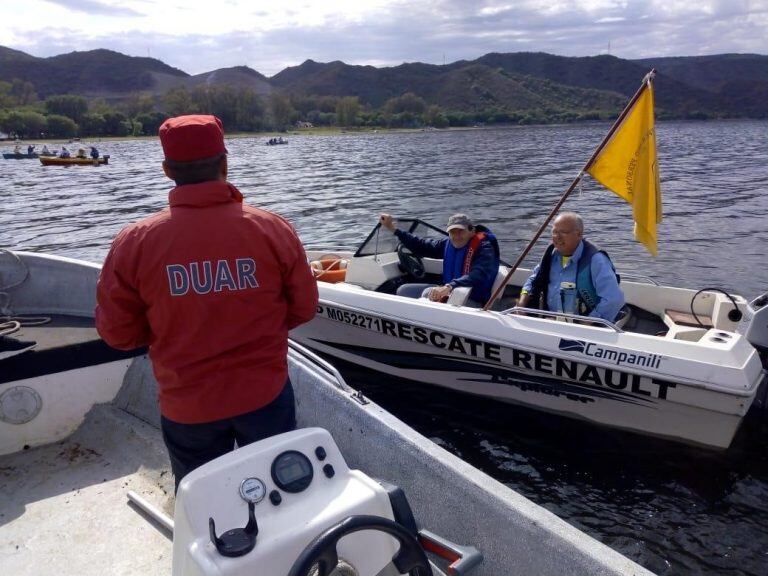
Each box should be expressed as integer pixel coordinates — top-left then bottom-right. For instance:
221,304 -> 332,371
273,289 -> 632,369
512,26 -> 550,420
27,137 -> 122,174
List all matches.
586,81 -> 662,256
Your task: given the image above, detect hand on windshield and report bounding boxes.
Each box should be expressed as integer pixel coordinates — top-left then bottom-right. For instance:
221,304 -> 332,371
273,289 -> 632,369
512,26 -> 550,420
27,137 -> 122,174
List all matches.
379,213 -> 396,231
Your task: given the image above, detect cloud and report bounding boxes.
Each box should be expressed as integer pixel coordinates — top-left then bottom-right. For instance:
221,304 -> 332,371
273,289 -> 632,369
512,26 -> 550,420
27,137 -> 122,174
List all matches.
6,1 -> 767,76
42,0 -> 143,17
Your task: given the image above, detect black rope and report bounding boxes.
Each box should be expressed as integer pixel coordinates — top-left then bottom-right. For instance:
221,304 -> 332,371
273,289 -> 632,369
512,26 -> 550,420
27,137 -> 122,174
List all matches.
690,287 -> 742,328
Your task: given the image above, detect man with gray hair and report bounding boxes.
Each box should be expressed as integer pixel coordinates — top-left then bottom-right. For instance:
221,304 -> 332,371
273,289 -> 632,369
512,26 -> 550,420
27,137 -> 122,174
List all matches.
379,212 -> 500,306
518,212 -> 625,322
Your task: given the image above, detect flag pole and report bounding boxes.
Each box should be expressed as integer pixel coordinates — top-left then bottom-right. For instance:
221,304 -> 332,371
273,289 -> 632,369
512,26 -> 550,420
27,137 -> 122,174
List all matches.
483,69 -> 656,311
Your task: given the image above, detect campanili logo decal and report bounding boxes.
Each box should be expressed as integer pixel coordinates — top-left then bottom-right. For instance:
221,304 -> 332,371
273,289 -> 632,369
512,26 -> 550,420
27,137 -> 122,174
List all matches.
557,338 -> 663,369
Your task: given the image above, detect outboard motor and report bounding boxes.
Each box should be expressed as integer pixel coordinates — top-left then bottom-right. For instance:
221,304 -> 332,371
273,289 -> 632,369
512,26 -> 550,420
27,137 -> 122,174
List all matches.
741,291 -> 768,411
742,291 -> 768,366
171,428 -> 479,576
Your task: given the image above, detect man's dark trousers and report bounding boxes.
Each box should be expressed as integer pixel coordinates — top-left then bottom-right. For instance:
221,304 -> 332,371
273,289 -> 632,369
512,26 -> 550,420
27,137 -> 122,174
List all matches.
161,379 -> 296,491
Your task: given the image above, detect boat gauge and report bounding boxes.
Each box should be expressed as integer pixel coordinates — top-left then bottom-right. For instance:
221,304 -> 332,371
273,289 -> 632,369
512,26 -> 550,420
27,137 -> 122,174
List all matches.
271,450 -> 314,493
239,477 -> 267,504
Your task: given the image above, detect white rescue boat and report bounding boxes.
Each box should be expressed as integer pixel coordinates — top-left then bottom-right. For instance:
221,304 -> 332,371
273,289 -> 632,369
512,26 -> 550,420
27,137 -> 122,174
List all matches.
293,219 -> 768,449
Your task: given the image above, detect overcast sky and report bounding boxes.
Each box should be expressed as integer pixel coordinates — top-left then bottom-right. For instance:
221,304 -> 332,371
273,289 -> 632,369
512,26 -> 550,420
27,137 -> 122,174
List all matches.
4,0 -> 767,77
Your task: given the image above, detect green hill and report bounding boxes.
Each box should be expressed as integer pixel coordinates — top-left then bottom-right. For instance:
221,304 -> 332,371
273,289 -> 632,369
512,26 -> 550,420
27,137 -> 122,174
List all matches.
470,52 -> 722,115
635,54 -> 768,118
269,52 -> 751,117
0,48 -> 188,97
271,59 -> 626,114
1,46 -> 766,120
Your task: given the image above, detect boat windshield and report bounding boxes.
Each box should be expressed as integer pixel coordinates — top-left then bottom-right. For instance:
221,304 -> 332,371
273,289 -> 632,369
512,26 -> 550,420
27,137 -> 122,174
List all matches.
354,219 -> 447,257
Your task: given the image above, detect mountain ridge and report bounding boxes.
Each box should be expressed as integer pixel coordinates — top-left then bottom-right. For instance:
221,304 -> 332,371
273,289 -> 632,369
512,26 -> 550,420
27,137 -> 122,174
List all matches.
1,47 -> 766,118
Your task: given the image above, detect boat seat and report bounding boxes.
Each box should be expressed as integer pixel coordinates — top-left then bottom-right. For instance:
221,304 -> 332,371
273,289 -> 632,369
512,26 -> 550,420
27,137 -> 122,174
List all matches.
445,266 -> 511,308
663,310 -> 712,342
665,309 -> 713,328
447,286 -> 472,306
0,315 -> 145,385
491,266 -> 510,297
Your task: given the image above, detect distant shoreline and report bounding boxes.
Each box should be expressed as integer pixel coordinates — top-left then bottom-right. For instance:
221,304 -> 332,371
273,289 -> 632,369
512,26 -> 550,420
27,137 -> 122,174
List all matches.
1,125 -> 484,145
2,118 -> 765,147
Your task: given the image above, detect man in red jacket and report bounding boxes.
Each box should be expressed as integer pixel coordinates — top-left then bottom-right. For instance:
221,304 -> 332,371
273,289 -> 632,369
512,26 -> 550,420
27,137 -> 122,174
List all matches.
96,115 -> 318,489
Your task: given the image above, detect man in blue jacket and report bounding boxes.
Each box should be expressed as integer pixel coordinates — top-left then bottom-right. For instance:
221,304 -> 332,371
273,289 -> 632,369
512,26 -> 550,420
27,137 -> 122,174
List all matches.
518,212 -> 625,322
380,213 -> 500,306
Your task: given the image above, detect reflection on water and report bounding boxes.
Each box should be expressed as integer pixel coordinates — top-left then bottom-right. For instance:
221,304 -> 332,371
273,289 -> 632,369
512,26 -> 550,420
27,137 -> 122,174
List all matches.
2,120 -> 767,575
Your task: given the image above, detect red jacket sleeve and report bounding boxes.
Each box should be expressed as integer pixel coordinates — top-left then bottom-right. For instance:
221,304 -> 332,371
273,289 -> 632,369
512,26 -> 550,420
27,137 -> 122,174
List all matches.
95,231 -> 151,350
283,227 -> 319,330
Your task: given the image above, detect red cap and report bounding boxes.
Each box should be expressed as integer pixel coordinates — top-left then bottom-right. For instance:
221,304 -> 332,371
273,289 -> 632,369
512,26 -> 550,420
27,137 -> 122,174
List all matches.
159,115 -> 227,162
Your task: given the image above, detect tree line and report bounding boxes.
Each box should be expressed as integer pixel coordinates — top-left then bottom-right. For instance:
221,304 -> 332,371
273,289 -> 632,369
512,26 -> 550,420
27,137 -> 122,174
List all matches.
0,79 -> 615,139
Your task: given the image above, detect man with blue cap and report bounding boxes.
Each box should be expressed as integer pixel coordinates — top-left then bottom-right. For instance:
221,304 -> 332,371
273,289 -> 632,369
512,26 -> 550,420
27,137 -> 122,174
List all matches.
380,212 -> 500,307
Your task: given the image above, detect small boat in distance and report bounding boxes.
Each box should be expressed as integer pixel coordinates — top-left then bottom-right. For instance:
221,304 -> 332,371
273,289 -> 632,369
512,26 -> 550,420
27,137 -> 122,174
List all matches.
4,144 -> 56,159
39,154 -> 110,166
3,152 -> 39,159
266,137 -> 288,145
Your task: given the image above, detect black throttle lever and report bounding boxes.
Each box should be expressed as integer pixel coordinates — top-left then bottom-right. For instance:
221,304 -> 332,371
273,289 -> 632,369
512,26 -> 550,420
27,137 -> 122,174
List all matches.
209,501 -> 259,557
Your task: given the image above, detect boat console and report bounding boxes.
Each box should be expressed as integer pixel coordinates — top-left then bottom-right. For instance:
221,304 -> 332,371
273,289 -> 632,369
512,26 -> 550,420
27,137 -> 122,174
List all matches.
171,427 -> 480,576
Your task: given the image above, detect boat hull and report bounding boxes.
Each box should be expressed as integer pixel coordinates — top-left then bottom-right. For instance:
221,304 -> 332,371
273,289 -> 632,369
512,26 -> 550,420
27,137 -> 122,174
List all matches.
0,251 -> 139,454
292,290 -> 764,449
0,360 -> 134,455
3,153 -> 43,159
39,155 -> 109,166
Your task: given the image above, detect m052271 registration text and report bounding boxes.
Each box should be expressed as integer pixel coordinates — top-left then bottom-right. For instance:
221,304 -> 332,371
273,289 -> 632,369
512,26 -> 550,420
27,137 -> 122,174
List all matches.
325,307 -> 381,331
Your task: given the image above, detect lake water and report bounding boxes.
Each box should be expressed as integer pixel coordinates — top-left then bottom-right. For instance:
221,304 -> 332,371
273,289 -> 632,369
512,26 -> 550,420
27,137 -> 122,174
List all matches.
2,121 -> 767,575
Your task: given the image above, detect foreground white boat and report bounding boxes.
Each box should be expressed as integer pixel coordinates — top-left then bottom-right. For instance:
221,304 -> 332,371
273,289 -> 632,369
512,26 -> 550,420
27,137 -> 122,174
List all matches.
293,219 -> 768,450
0,249 -> 651,575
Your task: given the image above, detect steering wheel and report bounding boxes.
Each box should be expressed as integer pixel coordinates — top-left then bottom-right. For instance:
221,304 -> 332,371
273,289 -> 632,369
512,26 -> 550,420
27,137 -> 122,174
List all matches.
397,244 -> 426,280
287,515 -> 432,576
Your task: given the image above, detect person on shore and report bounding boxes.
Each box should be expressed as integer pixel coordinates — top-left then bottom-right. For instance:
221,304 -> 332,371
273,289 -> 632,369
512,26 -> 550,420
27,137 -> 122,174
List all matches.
379,213 -> 500,307
518,212 -> 625,322
96,114 -> 318,490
